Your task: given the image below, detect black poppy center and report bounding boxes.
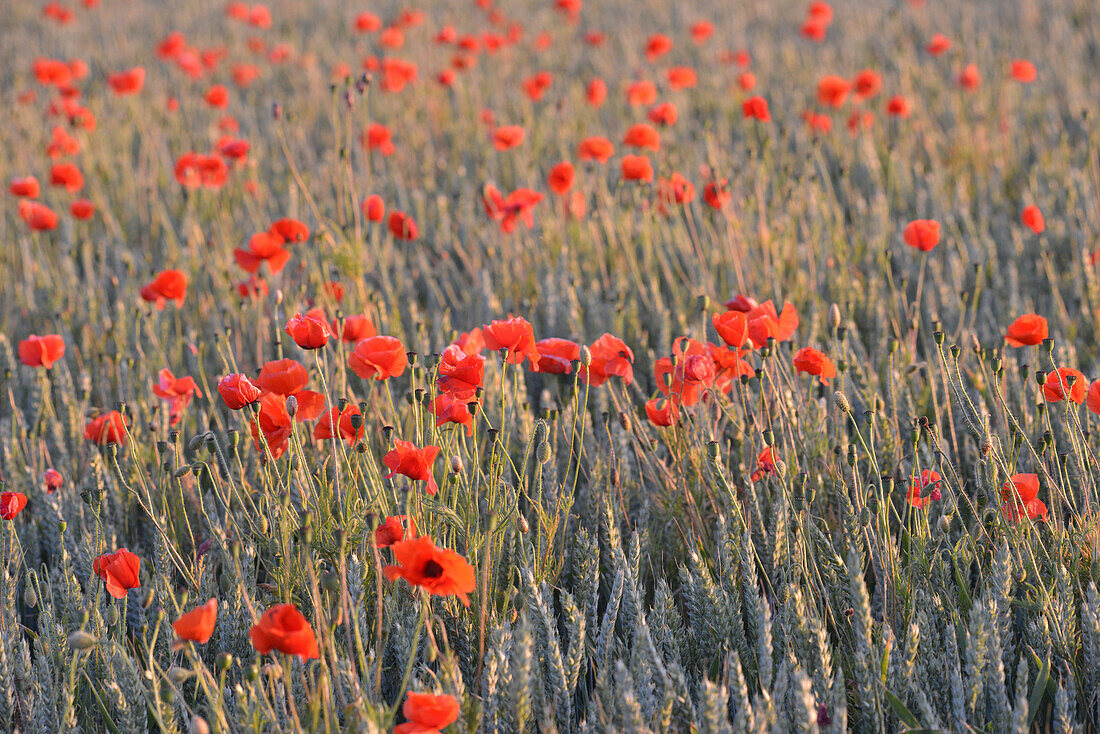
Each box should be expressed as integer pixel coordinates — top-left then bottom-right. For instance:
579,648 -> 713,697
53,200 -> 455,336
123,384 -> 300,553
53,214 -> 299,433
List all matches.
423,560 -> 444,578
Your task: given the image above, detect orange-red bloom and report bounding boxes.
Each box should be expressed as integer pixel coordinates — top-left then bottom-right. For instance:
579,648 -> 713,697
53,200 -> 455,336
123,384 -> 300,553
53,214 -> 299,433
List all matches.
648,101 -> 678,126
395,692 -> 461,734
375,515 -> 416,548
1000,474 -> 1047,523
533,338 -> 579,374
713,311 -> 749,348
1021,205 -> 1045,234
745,300 -> 799,346
667,66 -> 697,90
141,269 -> 188,309
1004,314 -> 1048,347
431,393 -> 475,436
547,162 -> 575,194
85,411 -> 128,445
383,440 -> 441,494
492,125 -> 525,151
750,447 -> 776,482
44,468 -> 63,493
362,122 -> 395,155
907,470 -> 942,509
313,403 -> 364,444
174,599 -> 217,644
388,211 -> 419,240
816,75 -> 851,107
285,309 -> 335,350
645,396 -> 680,427
250,604 -> 320,659
349,335 -> 408,380
437,346 -> 485,398
581,333 -> 634,386
9,176 -> 40,198
18,334 -> 65,368
586,78 -> 607,106
93,548 -> 141,598
362,194 -> 385,222
250,392 -> 294,458
903,219 -> 940,252
578,136 -> 614,163
175,152 -> 228,189
0,492 -> 28,520
18,200 -> 59,231
1043,368 -> 1087,404
626,79 -> 657,106
1088,381 -> 1100,416
852,69 -> 882,100
482,317 -> 540,365
218,373 -> 263,409
793,347 -> 836,386
926,34 -> 951,56
384,536 -> 476,605
622,123 -> 661,151
108,67 -> 145,95
655,338 -> 715,407
153,368 -> 201,423
742,96 -> 770,121
957,64 -> 981,90
1010,59 -> 1037,83
621,154 -> 653,182
49,162 -> 83,192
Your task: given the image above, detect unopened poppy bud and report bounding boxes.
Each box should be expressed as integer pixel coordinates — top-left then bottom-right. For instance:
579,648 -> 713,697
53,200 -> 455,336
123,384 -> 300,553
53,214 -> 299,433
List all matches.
859,507 -> 871,526
517,515 -> 530,533
246,664 -> 259,682
579,345 -> 592,367
937,515 -> 951,534
174,465 -> 192,479
187,433 -> 204,452
618,412 -> 632,432
833,391 -> 852,414
450,455 -> 463,473
106,605 -> 119,626
169,667 -> 192,685
888,339 -> 899,354
773,459 -> 787,478
68,630 -> 98,650
828,303 -> 841,331
227,429 -> 240,448
272,102 -> 282,120
350,413 -> 363,430
190,716 -> 211,734
24,585 -> 37,608
275,289 -> 284,305
537,441 -> 552,465
321,572 -> 341,593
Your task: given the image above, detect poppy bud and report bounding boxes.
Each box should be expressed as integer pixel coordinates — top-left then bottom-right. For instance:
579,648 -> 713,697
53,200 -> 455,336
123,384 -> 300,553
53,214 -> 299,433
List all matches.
272,102 -> 282,120
517,515 -> 529,533
190,717 -> 211,734
286,395 -> 298,417
579,346 -> 592,367
859,507 -> 871,526
321,572 -> 341,593
68,630 -> 98,650
24,585 -> 37,608
828,303 -> 841,331
450,455 -> 463,473
937,515 -> 951,535
169,667 -> 192,685
833,391 -> 852,414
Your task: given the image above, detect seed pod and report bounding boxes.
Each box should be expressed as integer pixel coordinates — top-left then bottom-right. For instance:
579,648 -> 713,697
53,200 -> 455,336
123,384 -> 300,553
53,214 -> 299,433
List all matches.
68,630 -> 98,650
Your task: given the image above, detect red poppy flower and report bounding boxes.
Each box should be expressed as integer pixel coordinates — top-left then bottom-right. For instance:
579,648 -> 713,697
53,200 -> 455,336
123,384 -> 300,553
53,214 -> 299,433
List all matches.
361,194 -> 385,222
657,173 -> 695,207
645,33 -> 672,61
492,125 -> 525,151
482,317 -> 540,365
313,403 -> 364,444
581,333 -> 635,386
44,468 -> 63,493
234,231 -> 291,274
335,314 -> 376,342
384,536 -> 475,604
907,470 -> 942,509
1004,314 -> 1048,347
141,269 -> 188,309
691,20 -> 714,44
578,136 -> 614,163
437,346 -> 485,398
18,200 -> 59,231
885,96 -> 911,118
547,162 -> 575,194
742,96 -> 770,121
852,69 -> 882,100
1000,474 -> 1047,523
355,11 -> 382,32
704,180 -> 731,210
93,548 -> 141,598
648,101 -> 678,126
71,199 -> 95,219
204,84 -> 229,108
431,393 -> 475,436
645,396 -> 680,427
285,309 -> 335,350
816,75 -> 851,107
18,334 -> 65,368
268,218 -> 308,243
395,692 -> 462,734
626,79 -> 658,106
713,311 -> 749,348
621,155 -> 654,182
362,123 -> 396,155
1010,59 -> 1037,83
349,335 -> 408,380
622,123 -> 661,151
153,368 -> 202,423
482,185 -> 543,233
375,515 -> 416,548
803,111 -> 832,134
522,71 -> 553,101
388,211 -> 419,240
655,338 -> 715,406
0,492 -> 27,520
248,4 -> 272,28
532,338 -> 579,374
175,152 -> 228,189
667,66 -> 697,90
250,393 -> 293,458
107,67 -> 145,95
957,64 -> 981,90
218,137 -> 251,161
709,344 -> 754,392
737,71 -> 757,91
174,599 -> 218,644
47,126 -> 80,159
250,604 -> 319,659
383,440 -> 441,494
85,411 -> 128,445
800,19 -> 827,42
793,347 -> 836,386
1088,381 -> 1100,416
586,78 -> 607,106
745,300 -> 799,346
926,33 -> 951,56
9,176 -> 40,198
218,373 -> 263,409
1044,368 -> 1087,404
903,219 -> 940,252
1021,205 -> 1045,234
750,447 -> 776,482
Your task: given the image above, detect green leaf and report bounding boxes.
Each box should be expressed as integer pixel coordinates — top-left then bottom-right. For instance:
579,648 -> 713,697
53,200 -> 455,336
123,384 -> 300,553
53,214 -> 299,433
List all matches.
1028,653 -> 1051,728
884,688 -> 919,729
